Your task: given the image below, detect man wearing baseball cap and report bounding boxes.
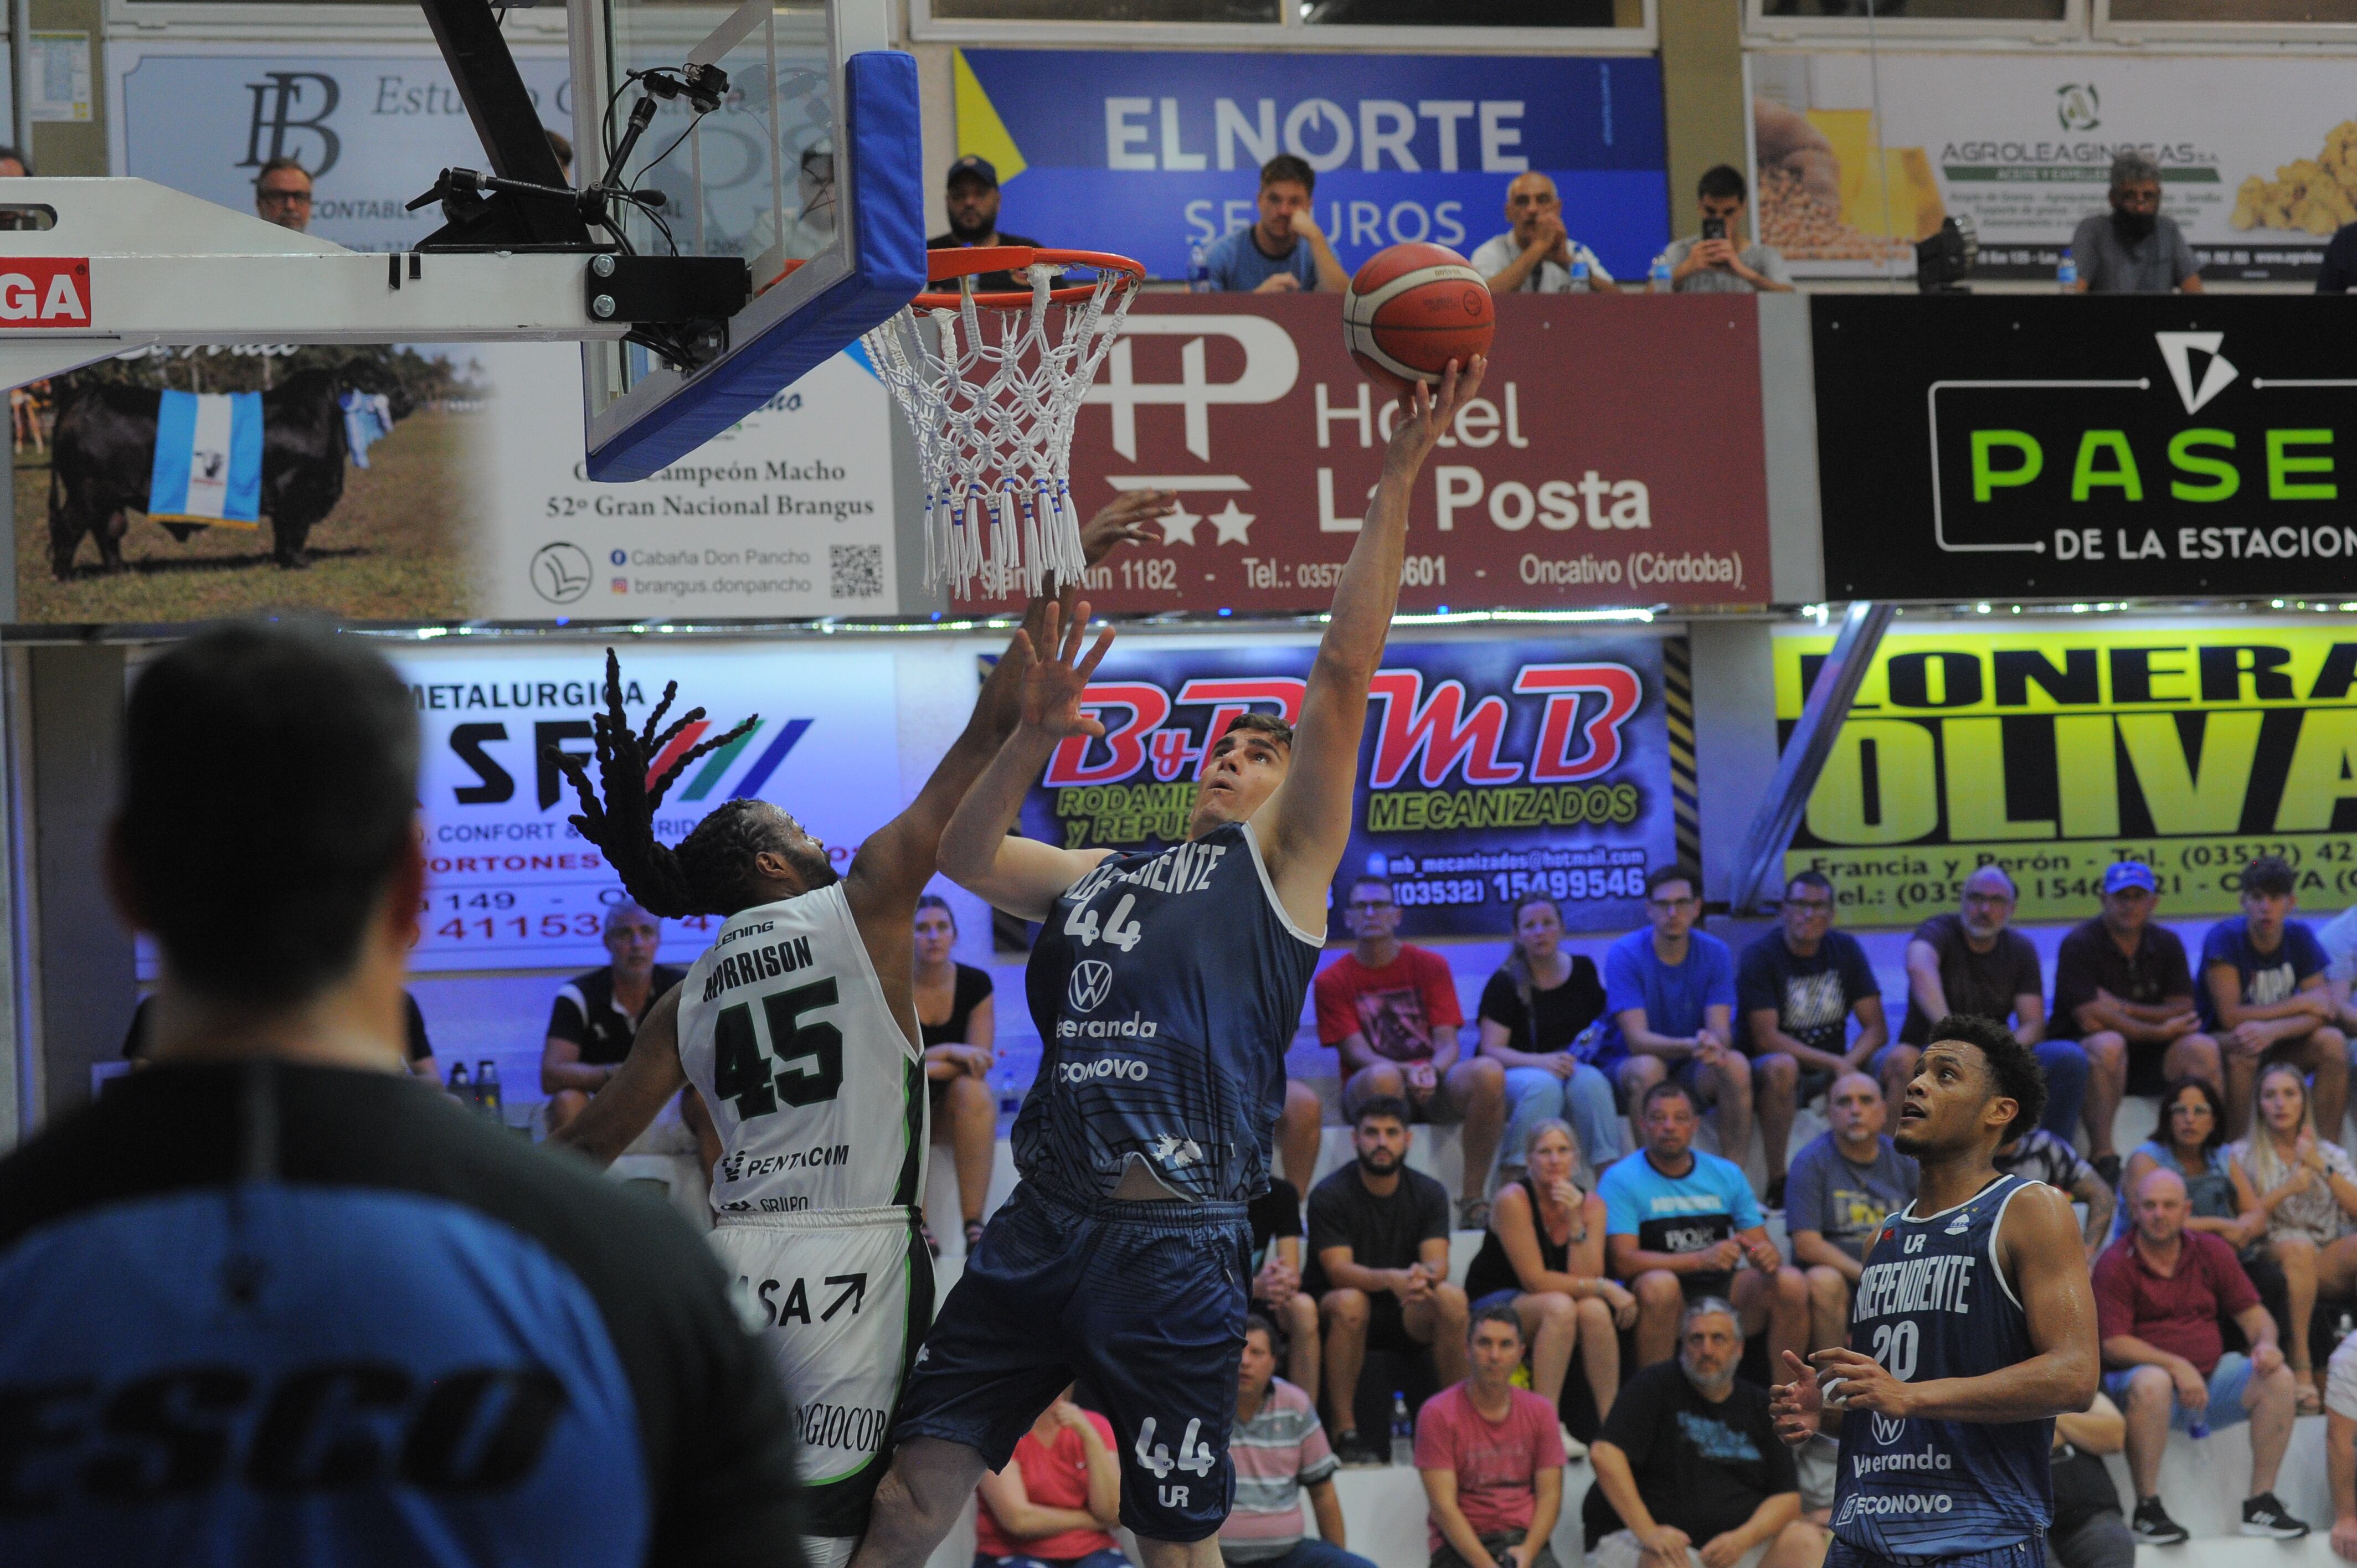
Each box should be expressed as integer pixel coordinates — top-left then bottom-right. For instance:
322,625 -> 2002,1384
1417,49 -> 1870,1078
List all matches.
2050,859 -> 2217,1180
927,156 -> 1043,295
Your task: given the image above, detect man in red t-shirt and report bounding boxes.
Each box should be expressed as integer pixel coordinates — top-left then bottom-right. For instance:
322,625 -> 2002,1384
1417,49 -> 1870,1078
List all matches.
2094,1167 -> 2308,1545
1317,875 -> 1506,1227
972,1390 -> 1130,1568
1415,1306 -> 1567,1568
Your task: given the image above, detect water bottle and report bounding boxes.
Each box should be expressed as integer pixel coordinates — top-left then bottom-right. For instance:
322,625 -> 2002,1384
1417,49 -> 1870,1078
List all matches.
992,1058 -> 1023,1122
477,1058 -> 502,1122
1648,253 -> 1672,293
447,1060 -> 472,1101
2186,1416 -> 2210,1440
1569,256 -> 1591,294
1390,1391 -> 1414,1466
1187,236 -> 1212,293
2057,249 -> 2078,291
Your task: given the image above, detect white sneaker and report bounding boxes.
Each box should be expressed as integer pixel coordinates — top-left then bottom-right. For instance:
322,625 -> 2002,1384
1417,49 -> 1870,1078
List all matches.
1561,1423 -> 1587,1461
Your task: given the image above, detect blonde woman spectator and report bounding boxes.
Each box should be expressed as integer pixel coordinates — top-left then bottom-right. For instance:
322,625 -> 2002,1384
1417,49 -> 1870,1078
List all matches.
1479,895 -> 1622,1189
1461,1120 -> 1638,1434
915,895 -> 997,1255
2229,1059 -> 2357,1409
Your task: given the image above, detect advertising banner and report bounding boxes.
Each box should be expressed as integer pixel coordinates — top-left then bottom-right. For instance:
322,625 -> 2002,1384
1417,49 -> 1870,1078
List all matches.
1778,620 -> 2357,928
401,642 -> 900,971
956,293 -> 1770,616
1751,51 -> 2357,283
12,45 -> 899,626
1814,296 -> 2357,602
1020,635 -> 1679,938
954,49 -> 1668,283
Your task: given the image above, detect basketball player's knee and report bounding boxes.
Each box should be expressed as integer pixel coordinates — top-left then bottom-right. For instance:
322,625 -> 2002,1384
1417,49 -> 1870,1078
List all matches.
1322,1289 -> 1370,1331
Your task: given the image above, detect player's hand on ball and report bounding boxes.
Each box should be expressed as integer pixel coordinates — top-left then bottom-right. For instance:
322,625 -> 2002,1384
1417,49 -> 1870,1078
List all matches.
1808,1347 -> 1915,1419
1770,1349 -> 1825,1445
1382,357 -> 1487,476
1019,599 -> 1116,740
1081,490 -> 1174,565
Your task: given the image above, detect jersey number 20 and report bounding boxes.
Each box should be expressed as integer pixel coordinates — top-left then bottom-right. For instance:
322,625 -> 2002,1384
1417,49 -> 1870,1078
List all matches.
713,978 -> 843,1120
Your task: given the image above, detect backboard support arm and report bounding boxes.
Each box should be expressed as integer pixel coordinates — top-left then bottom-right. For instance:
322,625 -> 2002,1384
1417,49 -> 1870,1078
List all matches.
414,0 -> 594,249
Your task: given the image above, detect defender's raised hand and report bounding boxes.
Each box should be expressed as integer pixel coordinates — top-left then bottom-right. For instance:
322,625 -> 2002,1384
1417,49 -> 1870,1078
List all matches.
1020,599 -> 1116,739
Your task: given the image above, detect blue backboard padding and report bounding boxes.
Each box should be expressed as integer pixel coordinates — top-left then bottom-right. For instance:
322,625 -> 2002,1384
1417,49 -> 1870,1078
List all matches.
585,49 -> 925,482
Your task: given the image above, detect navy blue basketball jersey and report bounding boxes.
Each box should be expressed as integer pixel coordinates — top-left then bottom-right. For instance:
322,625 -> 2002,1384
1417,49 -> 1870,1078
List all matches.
1020,819 -> 1324,1205
1831,1173 -> 2051,1563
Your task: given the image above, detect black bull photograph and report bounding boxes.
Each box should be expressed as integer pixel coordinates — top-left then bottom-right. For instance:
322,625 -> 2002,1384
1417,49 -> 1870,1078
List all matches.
12,344 -> 482,623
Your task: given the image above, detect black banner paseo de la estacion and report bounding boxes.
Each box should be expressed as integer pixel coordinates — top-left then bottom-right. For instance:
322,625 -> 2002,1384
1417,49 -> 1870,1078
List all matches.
1814,297 -> 2357,600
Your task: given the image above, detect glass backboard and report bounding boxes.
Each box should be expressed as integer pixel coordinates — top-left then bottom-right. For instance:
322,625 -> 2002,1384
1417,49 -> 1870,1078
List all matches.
571,0 -> 923,480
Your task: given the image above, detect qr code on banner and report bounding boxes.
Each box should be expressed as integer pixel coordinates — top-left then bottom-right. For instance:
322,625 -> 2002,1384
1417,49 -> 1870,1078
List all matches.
830,544 -> 884,600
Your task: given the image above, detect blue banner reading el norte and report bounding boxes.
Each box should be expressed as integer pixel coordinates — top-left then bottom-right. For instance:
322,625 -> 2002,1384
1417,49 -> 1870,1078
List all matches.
1017,638 -> 1676,938
955,49 -> 1669,284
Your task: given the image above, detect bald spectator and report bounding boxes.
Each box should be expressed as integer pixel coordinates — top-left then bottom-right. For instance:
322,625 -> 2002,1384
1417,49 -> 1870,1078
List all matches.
1783,1072 -> 1916,1353
254,156 -> 312,233
1471,173 -> 1617,295
0,147 -> 27,178
2071,151 -> 2201,296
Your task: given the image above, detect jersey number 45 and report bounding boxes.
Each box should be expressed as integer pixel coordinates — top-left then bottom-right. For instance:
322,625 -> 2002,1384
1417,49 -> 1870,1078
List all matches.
713,978 -> 845,1121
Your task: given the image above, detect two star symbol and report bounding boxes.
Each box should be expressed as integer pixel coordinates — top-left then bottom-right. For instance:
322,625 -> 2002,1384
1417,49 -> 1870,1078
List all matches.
1156,499 -> 1254,547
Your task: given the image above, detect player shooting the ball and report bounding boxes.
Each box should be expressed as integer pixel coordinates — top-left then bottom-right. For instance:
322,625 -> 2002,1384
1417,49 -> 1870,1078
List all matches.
855,355 -> 1487,1568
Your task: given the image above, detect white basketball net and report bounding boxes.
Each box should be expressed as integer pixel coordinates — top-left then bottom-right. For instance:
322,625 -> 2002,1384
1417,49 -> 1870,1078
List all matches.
861,262 -> 1139,599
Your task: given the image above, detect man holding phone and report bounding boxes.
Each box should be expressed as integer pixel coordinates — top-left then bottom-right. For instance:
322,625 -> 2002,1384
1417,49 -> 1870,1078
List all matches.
1661,165 -> 1793,295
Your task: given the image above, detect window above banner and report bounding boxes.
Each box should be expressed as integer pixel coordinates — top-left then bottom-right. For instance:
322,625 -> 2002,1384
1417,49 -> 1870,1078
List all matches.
910,0 -> 1653,51
1751,0 -> 2357,44
2097,0 -> 2357,42
103,0 -> 567,45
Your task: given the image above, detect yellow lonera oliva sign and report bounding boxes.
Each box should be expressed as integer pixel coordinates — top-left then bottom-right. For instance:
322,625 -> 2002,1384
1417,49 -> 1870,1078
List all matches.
1775,622 -> 2357,926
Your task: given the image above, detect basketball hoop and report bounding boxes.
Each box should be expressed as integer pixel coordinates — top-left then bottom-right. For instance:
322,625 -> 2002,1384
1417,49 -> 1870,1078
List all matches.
861,246 -> 1145,599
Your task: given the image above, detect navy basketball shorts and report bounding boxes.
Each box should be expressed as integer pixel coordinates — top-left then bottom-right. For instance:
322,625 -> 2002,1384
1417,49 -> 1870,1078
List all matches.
894,1183 -> 1250,1543
1826,1538 -> 2042,1568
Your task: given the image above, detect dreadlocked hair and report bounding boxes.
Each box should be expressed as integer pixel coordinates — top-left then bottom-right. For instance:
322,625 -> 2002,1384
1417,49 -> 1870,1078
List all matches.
546,649 -> 765,917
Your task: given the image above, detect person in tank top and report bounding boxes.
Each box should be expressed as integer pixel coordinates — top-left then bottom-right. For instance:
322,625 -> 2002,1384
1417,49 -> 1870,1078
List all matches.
1768,1013 -> 2100,1568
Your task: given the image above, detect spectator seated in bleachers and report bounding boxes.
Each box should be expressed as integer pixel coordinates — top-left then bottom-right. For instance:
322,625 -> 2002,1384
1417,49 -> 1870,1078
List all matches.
1308,1096 -> 1470,1466
2112,1077 -> 2284,1317
2324,1328 -> 2357,1560
927,155 -> 1044,295
1416,1306 -> 1567,1568
1471,173 -> 1618,295
1736,871 -> 1887,1213
972,1388 -> 1129,1568
1253,1175 -> 1322,1402
539,899 -> 696,1120
2228,1059 -> 2357,1408
1990,1123 -> 2114,1264
2047,1392 -> 2133,1568
2202,854 -> 2349,1144
1660,166 -> 1793,296
1586,1297 -> 1805,1568
2050,861 -> 2219,1180
1463,1119 -> 1636,1440
1881,866 -> 2091,1158
2097,1168 -> 2310,1545
1223,1314 -> 1371,1568
2068,151 -> 2201,297
1602,1080 -> 1807,1375
1600,866 -> 1749,1175
1205,154 -> 1349,295
914,894 -> 999,1255
1479,894 -> 1622,1192
1783,1071 -> 1917,1355
1319,875 -> 1505,1229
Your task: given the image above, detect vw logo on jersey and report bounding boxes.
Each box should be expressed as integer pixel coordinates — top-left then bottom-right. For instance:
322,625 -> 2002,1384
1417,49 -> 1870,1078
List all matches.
1871,1412 -> 1908,1447
1068,960 -> 1114,1014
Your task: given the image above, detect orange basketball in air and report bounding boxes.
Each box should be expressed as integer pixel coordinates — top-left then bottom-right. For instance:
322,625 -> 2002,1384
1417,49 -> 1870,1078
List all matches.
1342,242 -> 1495,400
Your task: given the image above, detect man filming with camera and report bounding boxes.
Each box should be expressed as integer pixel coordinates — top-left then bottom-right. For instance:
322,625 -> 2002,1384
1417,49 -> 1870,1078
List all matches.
1661,166 -> 1793,295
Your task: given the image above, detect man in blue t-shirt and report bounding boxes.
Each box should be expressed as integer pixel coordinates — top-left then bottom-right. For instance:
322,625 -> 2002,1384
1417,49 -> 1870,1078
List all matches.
1603,865 -> 1747,1167
1783,1072 -> 1916,1354
2200,854 -> 2347,1140
1736,869 -> 1887,1211
1601,1079 -> 1806,1371
1206,154 -> 1350,295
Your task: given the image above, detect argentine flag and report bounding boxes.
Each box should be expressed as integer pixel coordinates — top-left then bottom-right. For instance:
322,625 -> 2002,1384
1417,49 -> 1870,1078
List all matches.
147,391 -> 263,528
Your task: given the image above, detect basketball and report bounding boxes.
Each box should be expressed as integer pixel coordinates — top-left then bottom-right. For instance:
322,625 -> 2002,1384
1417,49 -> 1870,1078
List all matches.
1341,241 -> 1495,400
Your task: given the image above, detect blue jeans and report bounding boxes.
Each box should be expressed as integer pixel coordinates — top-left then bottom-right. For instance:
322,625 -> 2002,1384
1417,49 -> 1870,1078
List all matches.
980,1551 -> 1132,1568
1500,1062 -> 1624,1178
1223,1538 -> 1376,1568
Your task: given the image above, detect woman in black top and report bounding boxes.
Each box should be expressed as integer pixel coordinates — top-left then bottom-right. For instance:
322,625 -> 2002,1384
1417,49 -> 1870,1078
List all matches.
915,895 -> 997,1254
1464,1119 -> 1636,1425
1476,895 -> 1622,1187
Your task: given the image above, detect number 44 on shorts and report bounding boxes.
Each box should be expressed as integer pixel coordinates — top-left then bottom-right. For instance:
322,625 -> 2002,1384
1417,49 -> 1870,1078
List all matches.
1133,1416 -> 1216,1481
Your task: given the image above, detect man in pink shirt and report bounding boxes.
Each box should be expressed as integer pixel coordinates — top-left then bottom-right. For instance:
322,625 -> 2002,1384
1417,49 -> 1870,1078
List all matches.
1414,1306 -> 1566,1568
1318,875 -> 1507,1227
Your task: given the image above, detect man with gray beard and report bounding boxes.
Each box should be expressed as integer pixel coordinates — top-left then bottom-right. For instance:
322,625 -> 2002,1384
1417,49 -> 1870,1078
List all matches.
1587,1299 -> 1807,1568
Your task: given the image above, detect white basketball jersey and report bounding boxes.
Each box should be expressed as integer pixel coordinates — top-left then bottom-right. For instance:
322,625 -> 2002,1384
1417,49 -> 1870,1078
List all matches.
677,883 -> 925,1216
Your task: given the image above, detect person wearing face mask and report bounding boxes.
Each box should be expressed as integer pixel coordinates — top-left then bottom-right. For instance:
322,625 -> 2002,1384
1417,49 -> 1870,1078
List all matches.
2068,152 -> 2203,295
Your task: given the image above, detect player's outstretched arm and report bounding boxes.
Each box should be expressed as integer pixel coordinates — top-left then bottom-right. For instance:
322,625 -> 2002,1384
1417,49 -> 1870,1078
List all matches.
1808,1180 -> 2098,1425
1259,359 -> 1485,927
548,982 -> 691,1168
938,599 -> 1119,921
